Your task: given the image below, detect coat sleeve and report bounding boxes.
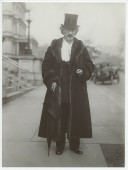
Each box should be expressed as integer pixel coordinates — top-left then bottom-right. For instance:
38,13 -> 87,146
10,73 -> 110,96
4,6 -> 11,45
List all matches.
42,46 -> 59,88
76,46 -> 94,82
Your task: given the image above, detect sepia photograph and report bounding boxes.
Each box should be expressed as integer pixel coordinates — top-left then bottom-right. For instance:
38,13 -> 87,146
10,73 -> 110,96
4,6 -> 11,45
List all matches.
1,0 -> 126,168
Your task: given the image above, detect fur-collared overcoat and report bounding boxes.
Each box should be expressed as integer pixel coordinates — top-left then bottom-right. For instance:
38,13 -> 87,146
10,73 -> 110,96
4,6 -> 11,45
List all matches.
38,37 -> 94,139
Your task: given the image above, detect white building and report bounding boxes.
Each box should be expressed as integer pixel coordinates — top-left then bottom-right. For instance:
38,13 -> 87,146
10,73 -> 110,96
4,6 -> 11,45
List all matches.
2,2 -> 38,56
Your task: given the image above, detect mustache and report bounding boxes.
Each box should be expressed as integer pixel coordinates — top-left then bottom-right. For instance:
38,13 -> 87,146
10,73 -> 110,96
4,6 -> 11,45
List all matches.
67,34 -> 73,37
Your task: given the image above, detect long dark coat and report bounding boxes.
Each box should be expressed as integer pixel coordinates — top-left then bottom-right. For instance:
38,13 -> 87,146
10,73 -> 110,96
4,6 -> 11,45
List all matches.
38,37 -> 94,139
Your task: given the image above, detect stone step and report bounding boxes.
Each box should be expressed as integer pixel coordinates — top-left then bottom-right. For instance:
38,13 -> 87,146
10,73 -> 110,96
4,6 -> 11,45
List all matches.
2,88 -> 34,104
6,86 -> 17,93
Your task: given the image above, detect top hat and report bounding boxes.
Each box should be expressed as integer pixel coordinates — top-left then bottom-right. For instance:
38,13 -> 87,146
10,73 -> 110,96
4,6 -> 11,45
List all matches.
61,13 -> 79,29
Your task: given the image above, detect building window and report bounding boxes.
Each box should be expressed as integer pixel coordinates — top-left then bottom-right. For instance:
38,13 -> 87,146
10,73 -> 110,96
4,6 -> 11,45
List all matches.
3,18 -> 12,32
15,22 -> 17,34
12,21 -> 14,34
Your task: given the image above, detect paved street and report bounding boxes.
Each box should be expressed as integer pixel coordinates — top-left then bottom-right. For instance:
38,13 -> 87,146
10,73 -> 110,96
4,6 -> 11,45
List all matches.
2,73 -> 125,167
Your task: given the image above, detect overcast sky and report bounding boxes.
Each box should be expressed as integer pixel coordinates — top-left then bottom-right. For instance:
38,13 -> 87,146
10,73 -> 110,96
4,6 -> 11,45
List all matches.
26,2 -> 125,55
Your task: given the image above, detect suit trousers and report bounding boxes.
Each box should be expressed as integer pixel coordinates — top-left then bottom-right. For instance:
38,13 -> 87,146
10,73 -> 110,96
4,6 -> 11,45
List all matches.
56,103 -> 80,151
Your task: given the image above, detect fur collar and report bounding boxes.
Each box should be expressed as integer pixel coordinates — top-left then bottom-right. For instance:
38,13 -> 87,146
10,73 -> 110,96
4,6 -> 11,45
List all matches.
51,37 -> 84,66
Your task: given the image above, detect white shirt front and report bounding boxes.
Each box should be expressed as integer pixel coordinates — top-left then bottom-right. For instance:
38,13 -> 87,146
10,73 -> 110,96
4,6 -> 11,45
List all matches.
61,38 -> 73,62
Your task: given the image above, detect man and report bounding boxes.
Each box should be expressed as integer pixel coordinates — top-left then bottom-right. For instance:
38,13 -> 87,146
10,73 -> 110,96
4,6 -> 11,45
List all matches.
38,13 -> 94,155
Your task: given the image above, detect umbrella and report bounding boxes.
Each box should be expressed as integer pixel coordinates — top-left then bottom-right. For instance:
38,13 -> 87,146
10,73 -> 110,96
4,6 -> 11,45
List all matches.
47,83 -> 61,156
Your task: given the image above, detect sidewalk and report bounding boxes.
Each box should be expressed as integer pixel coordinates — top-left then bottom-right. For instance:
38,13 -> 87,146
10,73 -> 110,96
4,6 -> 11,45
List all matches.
2,82 -> 124,167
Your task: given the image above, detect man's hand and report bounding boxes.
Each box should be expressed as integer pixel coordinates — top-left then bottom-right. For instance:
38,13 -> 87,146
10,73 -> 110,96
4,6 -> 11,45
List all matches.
76,69 -> 83,76
51,82 -> 57,92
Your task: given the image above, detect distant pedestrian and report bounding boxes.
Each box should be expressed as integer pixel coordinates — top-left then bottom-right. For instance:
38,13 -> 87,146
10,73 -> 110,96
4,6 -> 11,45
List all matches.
38,13 -> 94,155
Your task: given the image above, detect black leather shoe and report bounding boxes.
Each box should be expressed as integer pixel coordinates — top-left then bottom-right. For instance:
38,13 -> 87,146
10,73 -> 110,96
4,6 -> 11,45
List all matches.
55,150 -> 63,155
70,147 -> 83,154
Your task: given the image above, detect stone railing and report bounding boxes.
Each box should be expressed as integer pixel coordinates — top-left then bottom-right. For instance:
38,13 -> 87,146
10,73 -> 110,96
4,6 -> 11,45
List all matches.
2,55 -> 33,98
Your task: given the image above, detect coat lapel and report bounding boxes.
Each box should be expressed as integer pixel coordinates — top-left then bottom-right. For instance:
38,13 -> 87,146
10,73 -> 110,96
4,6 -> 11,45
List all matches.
51,38 -> 63,66
70,37 -> 83,65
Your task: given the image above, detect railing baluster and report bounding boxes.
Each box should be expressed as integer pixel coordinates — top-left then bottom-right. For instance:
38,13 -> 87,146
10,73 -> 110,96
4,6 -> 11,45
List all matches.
25,71 -> 27,85
18,69 -> 21,90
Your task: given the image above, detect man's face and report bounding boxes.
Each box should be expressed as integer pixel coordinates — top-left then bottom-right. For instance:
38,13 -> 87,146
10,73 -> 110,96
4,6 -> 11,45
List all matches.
62,27 -> 78,42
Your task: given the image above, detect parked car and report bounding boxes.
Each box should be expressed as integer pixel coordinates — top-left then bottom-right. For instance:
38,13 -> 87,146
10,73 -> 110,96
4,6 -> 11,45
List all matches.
92,63 -> 120,84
